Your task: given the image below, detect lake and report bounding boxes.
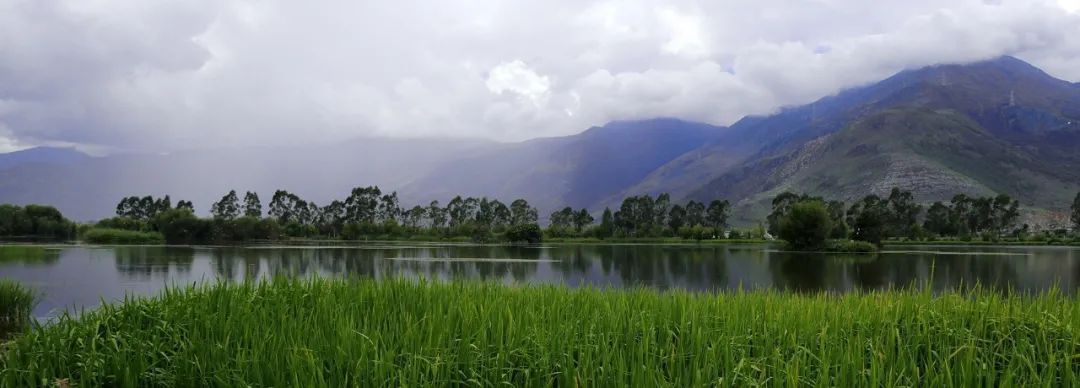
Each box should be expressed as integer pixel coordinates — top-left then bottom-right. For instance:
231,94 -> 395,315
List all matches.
2,243 -> 1079,318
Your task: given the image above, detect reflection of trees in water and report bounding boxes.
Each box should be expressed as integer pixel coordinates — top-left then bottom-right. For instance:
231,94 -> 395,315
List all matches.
768,253 -> 830,293
113,246 -> 194,281
0,246 -> 60,265
384,245 -> 539,282
258,248 -> 383,279
579,245 -> 728,290
849,255 -> 923,290
930,254 -> 1020,292
210,248 -> 265,281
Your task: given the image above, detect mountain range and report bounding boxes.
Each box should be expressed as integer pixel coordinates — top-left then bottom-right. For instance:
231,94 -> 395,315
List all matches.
2,56 -> 1078,223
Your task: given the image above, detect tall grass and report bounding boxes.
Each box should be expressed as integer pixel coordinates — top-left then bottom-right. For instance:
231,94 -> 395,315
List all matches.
1,279 -> 1078,386
81,227 -> 165,245
0,280 -> 36,340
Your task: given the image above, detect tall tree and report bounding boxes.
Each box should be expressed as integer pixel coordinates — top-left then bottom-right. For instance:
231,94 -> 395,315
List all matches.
211,190 -> 241,220
685,200 -> 705,227
573,209 -> 594,232
243,191 -> 262,218
767,192 -> 802,235
490,200 -> 510,228
924,201 -> 952,236
667,204 -> 686,232
826,200 -> 848,239
705,199 -> 730,231
949,194 -> 973,236
319,200 -> 346,235
1072,192 -> 1080,231
377,192 -> 400,223
886,188 -> 922,238
848,195 -> 888,246
653,193 -> 671,228
991,194 -> 1019,234
597,208 -> 614,239
344,186 -> 381,223
403,206 -> 426,228
427,201 -> 447,229
509,199 -> 537,226
447,196 -> 467,227
550,207 -> 575,228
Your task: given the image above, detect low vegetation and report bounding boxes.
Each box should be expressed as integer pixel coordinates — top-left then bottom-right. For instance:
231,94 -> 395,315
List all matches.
825,239 -> 878,253
2,279 -> 1078,386
81,228 -> 164,245
0,280 -> 36,340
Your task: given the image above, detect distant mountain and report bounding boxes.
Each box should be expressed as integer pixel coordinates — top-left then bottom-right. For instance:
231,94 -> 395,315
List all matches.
674,56 -> 1080,223
0,138 -> 489,220
0,147 -> 90,171
400,118 -> 725,214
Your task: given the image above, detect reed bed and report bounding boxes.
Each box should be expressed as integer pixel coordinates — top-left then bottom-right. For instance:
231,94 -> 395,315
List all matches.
0,280 -> 36,340
1,278 -> 1077,387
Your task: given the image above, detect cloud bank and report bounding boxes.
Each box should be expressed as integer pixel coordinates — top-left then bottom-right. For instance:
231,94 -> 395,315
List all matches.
2,0 -> 1080,153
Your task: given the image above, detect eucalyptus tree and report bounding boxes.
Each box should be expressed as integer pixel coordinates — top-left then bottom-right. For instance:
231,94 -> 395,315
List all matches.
886,188 -> 921,238
344,186 -> 382,224
705,199 -> 731,231
847,195 -> 888,246
685,200 -> 705,227
1072,192 -> 1080,231
243,191 -> 262,218
427,200 -> 447,229
573,209 -> 594,232
509,199 -> 538,226
211,190 -> 241,221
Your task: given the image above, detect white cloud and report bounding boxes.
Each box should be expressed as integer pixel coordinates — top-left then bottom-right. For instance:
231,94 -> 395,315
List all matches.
0,0 -> 1079,152
485,60 -> 552,108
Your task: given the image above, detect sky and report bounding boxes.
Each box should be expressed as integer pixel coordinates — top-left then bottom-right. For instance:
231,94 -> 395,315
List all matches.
2,0 -> 1080,154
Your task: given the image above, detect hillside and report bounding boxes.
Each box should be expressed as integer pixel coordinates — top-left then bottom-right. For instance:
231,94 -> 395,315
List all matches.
676,56 -> 1080,223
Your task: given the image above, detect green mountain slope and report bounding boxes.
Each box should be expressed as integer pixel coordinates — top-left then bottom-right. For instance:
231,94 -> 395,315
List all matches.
690,108 -> 1078,223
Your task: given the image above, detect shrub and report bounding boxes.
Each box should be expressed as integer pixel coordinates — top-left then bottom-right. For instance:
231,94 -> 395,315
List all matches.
82,228 -> 165,244
825,240 -> 879,253
505,224 -> 542,244
95,216 -> 147,231
778,200 -> 832,251
152,209 -> 212,244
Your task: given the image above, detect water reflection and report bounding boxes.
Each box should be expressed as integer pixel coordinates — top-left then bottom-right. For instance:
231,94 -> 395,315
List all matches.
1,243 -> 1078,317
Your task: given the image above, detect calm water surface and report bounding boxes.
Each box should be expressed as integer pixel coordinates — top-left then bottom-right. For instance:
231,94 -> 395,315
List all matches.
1,243 -> 1078,317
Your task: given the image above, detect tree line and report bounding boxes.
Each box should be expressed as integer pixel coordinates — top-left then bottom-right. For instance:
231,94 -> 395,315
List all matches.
769,188 -> 1031,250
93,187 -> 547,244
32,186 -> 1080,246
0,204 -> 76,241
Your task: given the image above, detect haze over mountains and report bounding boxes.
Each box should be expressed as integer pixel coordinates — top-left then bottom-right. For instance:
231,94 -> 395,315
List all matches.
2,56 -> 1078,223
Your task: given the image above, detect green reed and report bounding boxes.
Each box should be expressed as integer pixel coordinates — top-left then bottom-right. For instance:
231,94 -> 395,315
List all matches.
1,278 -> 1077,387
0,280 -> 37,340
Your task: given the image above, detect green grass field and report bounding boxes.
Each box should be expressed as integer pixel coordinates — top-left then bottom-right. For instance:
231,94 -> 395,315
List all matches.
1,279 -> 1077,387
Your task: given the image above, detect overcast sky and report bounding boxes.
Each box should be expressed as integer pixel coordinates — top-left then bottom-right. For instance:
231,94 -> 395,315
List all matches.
2,0 -> 1080,154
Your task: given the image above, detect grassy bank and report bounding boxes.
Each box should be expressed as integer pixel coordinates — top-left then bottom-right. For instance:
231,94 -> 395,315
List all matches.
0,280 -> 36,340
80,228 -> 165,245
2,279 -> 1078,386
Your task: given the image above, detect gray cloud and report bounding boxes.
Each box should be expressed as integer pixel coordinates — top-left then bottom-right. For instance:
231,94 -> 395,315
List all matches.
2,0 -> 1080,153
